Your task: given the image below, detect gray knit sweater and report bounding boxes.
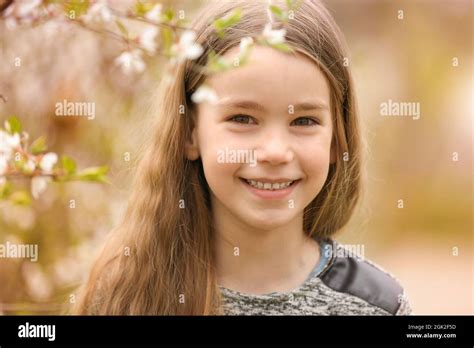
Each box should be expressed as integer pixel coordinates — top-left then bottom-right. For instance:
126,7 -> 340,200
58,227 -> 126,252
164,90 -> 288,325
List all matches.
219,239 -> 412,315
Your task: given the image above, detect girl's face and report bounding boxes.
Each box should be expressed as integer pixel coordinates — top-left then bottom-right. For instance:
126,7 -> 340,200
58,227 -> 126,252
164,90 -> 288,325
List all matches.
187,45 -> 335,231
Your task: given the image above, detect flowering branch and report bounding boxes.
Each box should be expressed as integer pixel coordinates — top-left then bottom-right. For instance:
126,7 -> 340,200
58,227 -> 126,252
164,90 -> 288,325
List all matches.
0,1 -> 304,195
0,116 -> 109,205
1,0 -> 300,77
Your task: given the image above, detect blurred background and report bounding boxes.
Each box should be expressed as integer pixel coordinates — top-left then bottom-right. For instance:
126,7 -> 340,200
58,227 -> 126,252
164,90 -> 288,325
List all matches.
0,0 -> 472,314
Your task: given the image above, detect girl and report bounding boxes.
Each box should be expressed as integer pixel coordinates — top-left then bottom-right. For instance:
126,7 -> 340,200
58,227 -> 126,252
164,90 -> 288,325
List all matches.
74,0 -> 412,315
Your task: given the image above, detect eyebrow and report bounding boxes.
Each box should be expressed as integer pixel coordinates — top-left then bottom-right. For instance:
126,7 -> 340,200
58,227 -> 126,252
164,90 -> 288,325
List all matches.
216,99 -> 329,112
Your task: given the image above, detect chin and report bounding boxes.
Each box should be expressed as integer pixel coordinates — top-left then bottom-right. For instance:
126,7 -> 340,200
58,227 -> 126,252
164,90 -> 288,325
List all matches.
242,211 -> 297,231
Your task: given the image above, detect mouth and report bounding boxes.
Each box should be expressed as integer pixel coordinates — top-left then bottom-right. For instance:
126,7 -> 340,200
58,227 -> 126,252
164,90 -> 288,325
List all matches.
238,177 -> 301,200
239,177 -> 300,190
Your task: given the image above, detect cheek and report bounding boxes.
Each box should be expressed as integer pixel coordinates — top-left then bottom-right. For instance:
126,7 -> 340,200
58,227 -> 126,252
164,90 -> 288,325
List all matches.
202,156 -> 237,182
297,137 -> 332,182
197,131 -> 241,194
201,160 -> 241,205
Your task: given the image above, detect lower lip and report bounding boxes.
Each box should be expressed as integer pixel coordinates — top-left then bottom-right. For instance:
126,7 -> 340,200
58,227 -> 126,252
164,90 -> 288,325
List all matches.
240,178 -> 300,200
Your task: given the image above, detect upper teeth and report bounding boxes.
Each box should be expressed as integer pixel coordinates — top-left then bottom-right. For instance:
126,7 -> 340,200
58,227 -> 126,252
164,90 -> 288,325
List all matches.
245,179 -> 294,190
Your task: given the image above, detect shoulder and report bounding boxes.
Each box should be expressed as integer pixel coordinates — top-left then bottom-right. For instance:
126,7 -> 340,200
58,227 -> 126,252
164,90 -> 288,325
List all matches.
317,239 -> 412,315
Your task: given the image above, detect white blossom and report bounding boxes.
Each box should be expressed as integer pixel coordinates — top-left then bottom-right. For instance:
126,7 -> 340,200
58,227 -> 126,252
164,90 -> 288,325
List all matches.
115,50 -> 146,74
0,130 -> 20,159
191,85 -> 219,104
262,23 -> 286,45
39,152 -> 57,173
171,30 -> 203,62
3,0 -> 42,18
139,26 -> 159,53
31,176 -> 51,199
3,0 -> 44,29
82,0 -> 112,23
145,3 -> 162,22
239,36 -> 253,55
24,158 -> 36,174
238,36 -> 254,61
23,262 -> 53,300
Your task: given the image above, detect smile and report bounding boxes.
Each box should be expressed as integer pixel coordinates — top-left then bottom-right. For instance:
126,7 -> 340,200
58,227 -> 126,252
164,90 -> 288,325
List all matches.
239,177 -> 301,200
243,179 -> 295,190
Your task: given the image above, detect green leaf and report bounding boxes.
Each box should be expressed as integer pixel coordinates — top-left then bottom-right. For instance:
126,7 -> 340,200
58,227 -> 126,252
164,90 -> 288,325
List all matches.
269,5 -> 287,21
115,20 -> 128,37
0,181 -> 13,199
214,8 -> 242,38
256,37 -> 294,53
30,136 -> 47,155
12,155 -> 26,171
4,116 -> 21,134
269,42 -> 294,53
63,0 -> 89,18
285,0 -> 302,10
134,1 -> 151,17
161,27 -> 174,56
75,166 -> 109,183
9,190 -> 32,206
206,51 -> 232,73
61,155 -> 77,176
163,8 -> 174,22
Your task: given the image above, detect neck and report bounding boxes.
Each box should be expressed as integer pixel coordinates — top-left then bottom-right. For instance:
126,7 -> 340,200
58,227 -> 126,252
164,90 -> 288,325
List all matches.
212,201 -> 320,295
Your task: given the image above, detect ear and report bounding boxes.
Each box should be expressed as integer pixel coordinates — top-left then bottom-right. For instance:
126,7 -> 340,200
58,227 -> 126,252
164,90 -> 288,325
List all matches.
185,126 -> 200,160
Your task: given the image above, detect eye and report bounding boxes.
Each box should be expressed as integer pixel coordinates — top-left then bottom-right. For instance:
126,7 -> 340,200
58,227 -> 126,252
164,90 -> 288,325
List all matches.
228,114 -> 257,125
291,117 -> 319,126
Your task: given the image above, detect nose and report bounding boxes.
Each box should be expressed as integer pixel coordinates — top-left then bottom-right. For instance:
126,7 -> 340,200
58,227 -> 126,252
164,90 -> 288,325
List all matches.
256,128 -> 294,165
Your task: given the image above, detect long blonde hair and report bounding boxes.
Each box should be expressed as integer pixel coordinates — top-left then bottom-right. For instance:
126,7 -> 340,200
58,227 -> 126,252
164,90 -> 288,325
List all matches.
73,0 -> 362,315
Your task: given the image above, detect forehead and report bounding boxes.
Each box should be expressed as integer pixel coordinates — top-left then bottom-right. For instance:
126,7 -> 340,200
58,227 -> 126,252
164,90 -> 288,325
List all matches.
204,45 -> 331,109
